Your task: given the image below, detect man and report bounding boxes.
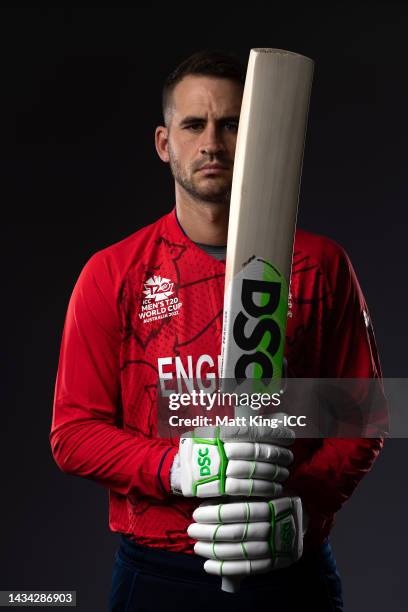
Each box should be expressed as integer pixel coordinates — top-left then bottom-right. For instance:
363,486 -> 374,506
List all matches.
50,50 -> 384,611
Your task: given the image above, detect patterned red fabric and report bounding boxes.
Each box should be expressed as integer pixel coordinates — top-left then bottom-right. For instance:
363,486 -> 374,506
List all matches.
50,207 -> 384,552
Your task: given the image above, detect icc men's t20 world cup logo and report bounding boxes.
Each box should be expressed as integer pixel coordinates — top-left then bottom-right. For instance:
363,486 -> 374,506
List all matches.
139,275 -> 182,323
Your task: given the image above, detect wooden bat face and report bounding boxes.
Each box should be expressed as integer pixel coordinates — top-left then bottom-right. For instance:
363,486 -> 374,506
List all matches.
221,49 -> 314,384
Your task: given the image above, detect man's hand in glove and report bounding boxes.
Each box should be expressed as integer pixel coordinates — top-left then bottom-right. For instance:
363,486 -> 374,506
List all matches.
171,424 -> 294,498
188,497 -> 304,577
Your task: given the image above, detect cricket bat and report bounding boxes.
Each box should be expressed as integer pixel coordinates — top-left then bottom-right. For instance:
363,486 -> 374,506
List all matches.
220,48 -> 314,593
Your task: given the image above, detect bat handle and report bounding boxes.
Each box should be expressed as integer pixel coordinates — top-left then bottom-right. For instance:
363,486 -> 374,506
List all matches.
221,576 -> 242,593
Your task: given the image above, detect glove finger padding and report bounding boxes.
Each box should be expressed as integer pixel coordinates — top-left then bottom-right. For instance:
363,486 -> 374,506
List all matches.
189,497 -> 303,574
195,541 -> 271,560
226,459 -> 289,481
224,442 -> 294,465
188,521 -> 271,541
193,500 -> 273,523
204,558 -> 272,576
225,478 -> 283,497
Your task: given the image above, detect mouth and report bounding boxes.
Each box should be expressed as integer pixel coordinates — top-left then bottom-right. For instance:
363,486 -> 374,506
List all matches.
198,165 -> 229,174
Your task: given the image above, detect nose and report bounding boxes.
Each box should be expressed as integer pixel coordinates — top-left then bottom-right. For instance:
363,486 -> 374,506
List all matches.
199,123 -> 226,157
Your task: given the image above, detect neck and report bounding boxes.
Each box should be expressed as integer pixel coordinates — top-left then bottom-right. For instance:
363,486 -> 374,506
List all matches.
175,190 -> 229,246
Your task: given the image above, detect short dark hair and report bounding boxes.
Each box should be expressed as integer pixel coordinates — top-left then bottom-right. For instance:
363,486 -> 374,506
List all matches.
162,49 -> 245,126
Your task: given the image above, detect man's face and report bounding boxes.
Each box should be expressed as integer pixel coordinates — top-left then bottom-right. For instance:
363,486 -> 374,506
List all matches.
158,75 -> 243,205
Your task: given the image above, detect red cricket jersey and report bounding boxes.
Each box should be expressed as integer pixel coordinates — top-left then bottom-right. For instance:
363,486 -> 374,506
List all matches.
50,207 -> 384,552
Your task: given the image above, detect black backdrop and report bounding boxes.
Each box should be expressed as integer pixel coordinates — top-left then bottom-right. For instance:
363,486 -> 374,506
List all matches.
2,5 -> 407,611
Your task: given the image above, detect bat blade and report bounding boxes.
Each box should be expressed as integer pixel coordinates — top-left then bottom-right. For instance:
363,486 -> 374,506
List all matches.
221,48 -> 314,387
219,50 -> 313,592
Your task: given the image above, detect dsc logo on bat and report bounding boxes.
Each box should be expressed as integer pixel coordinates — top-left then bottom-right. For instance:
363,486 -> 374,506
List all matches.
232,271 -> 285,380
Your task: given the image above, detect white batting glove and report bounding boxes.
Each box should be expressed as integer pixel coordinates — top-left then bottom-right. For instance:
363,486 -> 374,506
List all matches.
188,497 -> 304,577
172,425 -> 294,498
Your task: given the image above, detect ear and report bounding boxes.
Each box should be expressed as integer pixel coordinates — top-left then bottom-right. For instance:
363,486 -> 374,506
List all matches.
155,125 -> 170,163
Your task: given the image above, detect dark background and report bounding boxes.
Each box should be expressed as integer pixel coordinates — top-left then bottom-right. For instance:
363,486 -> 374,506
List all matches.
2,4 -> 407,610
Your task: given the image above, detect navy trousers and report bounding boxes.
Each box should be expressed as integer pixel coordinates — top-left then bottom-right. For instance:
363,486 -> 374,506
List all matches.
109,534 -> 343,611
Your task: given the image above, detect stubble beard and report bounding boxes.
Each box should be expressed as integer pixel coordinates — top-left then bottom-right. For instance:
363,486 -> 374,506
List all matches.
168,143 -> 232,206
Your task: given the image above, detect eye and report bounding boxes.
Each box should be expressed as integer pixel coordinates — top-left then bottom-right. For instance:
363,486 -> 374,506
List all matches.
185,123 -> 205,132
223,122 -> 239,132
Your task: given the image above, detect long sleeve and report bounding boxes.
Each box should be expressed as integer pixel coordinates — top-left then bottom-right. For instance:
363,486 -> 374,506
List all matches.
287,242 -> 385,521
50,251 -> 177,500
